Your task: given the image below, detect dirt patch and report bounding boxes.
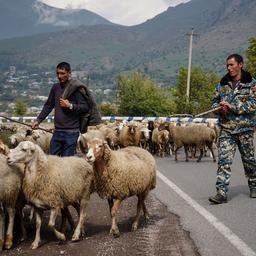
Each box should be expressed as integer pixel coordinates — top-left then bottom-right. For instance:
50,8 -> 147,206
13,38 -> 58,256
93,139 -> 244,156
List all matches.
2,194 -> 200,256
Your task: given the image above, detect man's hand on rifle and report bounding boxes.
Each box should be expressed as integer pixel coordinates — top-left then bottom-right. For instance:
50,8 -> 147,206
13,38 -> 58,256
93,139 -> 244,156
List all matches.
219,101 -> 232,114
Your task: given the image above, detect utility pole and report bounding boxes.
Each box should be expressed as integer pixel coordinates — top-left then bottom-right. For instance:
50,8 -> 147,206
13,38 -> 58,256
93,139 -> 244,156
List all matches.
186,28 -> 198,103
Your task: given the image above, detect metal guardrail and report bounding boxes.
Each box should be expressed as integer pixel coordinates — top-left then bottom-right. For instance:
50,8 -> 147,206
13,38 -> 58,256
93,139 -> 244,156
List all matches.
101,116 -> 218,123
0,116 -> 218,124
0,116 -> 54,123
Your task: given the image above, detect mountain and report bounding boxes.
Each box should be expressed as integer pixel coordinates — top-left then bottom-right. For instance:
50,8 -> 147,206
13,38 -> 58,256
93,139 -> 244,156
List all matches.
0,0 -> 255,84
0,0 -> 113,39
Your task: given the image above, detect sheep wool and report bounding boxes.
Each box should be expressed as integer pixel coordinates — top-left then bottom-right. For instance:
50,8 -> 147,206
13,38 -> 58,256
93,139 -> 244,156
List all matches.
7,141 -> 94,249
86,138 -> 156,236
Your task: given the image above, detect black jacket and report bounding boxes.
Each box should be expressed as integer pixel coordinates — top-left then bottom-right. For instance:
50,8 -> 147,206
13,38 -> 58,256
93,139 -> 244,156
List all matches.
62,79 -> 102,133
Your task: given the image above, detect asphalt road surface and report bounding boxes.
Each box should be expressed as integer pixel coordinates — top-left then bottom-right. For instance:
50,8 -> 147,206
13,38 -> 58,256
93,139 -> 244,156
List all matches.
154,149 -> 256,256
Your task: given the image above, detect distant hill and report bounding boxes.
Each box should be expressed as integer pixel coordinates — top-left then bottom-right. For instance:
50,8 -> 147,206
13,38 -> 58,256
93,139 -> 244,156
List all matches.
0,0 -> 255,84
0,0 -> 113,39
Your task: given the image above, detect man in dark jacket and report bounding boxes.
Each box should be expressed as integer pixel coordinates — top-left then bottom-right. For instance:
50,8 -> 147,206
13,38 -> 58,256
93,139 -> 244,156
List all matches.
32,62 -> 101,156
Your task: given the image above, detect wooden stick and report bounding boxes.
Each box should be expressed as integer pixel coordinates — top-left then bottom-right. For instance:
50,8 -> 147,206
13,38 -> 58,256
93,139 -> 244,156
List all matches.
195,106 -> 221,117
0,115 -> 53,134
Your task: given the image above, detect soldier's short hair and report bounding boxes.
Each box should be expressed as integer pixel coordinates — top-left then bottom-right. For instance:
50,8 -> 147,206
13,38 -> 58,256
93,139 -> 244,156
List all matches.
226,54 -> 243,64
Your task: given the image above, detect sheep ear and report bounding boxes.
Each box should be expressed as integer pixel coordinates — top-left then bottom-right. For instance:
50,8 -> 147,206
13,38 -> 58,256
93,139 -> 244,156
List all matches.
28,142 -> 36,153
103,141 -> 111,162
26,129 -> 32,137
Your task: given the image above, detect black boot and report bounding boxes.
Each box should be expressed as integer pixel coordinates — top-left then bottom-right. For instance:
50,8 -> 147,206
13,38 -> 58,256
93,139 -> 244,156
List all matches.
209,193 -> 227,204
250,189 -> 256,198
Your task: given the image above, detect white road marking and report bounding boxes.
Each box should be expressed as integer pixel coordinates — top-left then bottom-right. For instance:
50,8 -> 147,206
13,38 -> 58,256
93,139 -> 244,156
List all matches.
157,171 -> 256,256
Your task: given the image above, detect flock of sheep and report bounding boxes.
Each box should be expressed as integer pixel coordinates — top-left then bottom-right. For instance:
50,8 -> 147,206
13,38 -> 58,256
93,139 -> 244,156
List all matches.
0,118 -> 218,251
0,120 -> 157,251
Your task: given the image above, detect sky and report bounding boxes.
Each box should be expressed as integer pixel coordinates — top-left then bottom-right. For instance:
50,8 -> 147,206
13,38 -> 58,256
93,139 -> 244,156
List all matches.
41,0 -> 191,26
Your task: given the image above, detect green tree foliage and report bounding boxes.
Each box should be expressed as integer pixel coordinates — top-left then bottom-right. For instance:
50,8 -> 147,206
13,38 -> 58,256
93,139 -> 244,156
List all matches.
117,72 -> 175,116
14,100 -> 27,116
246,37 -> 256,78
172,67 -> 219,115
98,103 -> 118,116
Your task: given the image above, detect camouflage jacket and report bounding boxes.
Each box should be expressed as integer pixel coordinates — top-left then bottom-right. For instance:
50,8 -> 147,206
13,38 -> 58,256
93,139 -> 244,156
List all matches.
212,70 -> 256,134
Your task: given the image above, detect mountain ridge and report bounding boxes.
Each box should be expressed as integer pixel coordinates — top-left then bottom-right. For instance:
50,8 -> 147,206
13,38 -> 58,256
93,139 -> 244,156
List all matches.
0,0 -> 113,40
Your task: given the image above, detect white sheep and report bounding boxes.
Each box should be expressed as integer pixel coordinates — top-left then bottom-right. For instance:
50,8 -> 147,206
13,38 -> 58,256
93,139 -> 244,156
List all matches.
26,129 -> 52,153
99,126 -> 120,150
78,130 -> 104,154
86,138 -> 156,237
119,122 -> 138,147
0,154 -> 25,250
134,125 -> 150,149
152,128 -> 170,157
7,141 -> 94,249
9,129 -> 28,148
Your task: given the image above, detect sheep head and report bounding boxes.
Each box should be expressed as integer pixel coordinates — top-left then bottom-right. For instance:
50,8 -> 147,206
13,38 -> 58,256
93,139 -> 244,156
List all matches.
140,127 -> 150,140
7,141 -> 36,165
127,123 -> 137,135
9,134 -> 19,148
86,138 -> 110,163
0,139 -> 9,155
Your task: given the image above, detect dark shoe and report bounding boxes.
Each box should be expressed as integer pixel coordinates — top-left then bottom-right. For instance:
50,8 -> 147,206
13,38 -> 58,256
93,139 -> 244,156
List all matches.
250,189 -> 256,198
209,193 -> 227,204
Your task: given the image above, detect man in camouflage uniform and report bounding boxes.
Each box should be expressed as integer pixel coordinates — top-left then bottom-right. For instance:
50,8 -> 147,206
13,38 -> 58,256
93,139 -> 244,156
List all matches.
209,54 -> 256,204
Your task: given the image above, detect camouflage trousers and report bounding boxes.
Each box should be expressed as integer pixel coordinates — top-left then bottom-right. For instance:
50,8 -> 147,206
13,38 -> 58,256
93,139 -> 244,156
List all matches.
216,129 -> 256,195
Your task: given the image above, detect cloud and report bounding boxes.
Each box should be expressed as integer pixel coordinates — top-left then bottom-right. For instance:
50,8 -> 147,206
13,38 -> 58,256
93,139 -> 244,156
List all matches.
33,1 -> 78,26
83,0 -> 170,25
40,0 -> 190,25
163,0 -> 191,5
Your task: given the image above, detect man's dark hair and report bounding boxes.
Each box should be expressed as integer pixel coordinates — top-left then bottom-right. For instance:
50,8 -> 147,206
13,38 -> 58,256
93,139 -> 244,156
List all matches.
226,54 -> 244,64
56,62 -> 71,72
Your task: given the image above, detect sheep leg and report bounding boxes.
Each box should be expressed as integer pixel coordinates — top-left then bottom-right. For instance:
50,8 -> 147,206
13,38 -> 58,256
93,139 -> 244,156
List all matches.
174,145 -> 182,161
142,193 -> 150,220
60,208 -> 68,234
108,198 -> 114,215
29,206 -> 34,221
110,199 -> 122,237
72,197 -> 89,241
4,207 -> 15,250
60,206 -> 76,234
132,195 -> 143,231
31,209 -> 43,249
184,146 -> 189,162
197,148 -> 204,162
72,204 -> 85,236
16,207 -> 26,242
0,204 -> 5,251
191,146 -> 196,158
204,146 -> 207,157
48,208 -> 66,241
174,147 -> 179,161
208,144 -> 216,162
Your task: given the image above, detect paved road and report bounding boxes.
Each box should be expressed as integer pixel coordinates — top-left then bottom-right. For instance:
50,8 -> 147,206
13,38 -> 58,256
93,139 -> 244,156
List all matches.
153,151 -> 256,256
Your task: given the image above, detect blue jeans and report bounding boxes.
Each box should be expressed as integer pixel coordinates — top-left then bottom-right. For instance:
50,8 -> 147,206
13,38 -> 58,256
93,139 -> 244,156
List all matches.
50,131 -> 79,157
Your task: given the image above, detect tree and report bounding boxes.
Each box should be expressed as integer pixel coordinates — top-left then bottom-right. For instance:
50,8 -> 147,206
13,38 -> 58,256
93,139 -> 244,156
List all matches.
246,37 -> 256,78
14,100 -> 27,116
98,103 -> 118,116
172,67 -> 219,115
117,72 -> 175,116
